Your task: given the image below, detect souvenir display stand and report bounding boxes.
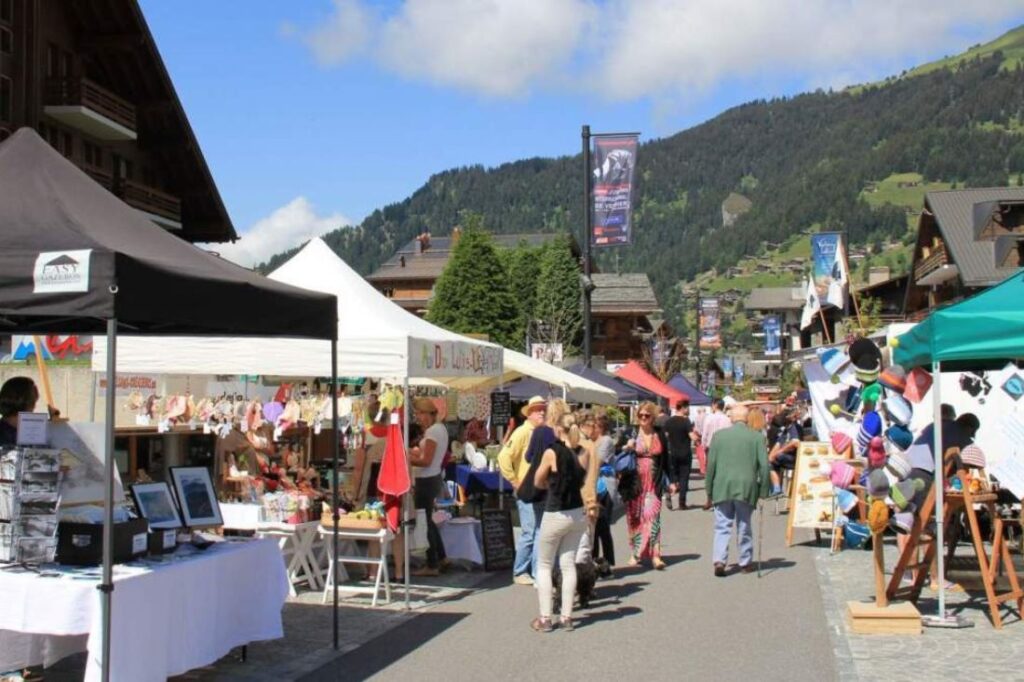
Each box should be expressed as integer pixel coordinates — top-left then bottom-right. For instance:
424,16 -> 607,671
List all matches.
0,130 -> 340,679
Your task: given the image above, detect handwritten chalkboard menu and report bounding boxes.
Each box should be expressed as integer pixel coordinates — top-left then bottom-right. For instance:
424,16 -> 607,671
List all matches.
481,509 -> 514,571
490,391 -> 511,427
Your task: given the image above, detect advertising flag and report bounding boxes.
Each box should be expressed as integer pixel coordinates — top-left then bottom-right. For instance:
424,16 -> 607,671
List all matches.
800,274 -> 820,330
699,297 -> 722,349
810,233 -> 846,309
763,315 -> 781,357
592,135 -> 638,247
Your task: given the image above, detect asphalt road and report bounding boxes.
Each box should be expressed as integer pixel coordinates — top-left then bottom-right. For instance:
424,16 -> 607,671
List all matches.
304,478 -> 839,682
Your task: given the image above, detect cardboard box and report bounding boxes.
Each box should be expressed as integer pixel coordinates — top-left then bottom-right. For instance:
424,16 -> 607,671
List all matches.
56,518 -> 149,566
148,529 -> 177,555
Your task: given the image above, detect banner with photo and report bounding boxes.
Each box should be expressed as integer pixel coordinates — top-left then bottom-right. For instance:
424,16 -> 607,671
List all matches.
762,315 -> 781,357
698,297 -> 722,349
591,135 -> 638,247
810,232 -> 848,309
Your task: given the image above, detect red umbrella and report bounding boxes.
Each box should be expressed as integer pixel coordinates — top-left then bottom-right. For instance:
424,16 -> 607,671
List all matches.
377,417 -> 411,532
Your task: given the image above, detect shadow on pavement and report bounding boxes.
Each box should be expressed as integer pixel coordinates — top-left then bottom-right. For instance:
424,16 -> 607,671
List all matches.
300,611 -> 468,681
752,557 -> 797,577
576,605 -> 643,628
587,580 -> 650,605
662,552 -> 701,566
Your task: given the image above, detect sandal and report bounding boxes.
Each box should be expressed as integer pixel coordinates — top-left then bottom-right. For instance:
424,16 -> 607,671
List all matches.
530,617 -> 553,633
559,617 -> 575,632
652,557 -> 666,571
627,556 -> 639,567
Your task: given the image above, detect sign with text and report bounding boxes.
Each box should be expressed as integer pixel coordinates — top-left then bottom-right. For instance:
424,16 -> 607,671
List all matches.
786,441 -> 850,546
810,233 -> 847,309
98,373 -> 159,397
490,391 -> 511,427
762,315 -> 781,357
481,509 -> 515,571
591,134 -> 638,247
699,297 -> 722,349
409,340 -> 503,378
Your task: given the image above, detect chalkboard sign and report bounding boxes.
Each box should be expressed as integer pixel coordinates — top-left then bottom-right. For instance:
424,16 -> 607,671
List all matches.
481,509 -> 515,572
490,391 -> 511,427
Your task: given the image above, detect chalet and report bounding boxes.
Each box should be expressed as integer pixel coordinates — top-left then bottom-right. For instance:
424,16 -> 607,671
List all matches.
905,188 -> 1024,317
743,285 -> 814,353
0,0 -> 234,242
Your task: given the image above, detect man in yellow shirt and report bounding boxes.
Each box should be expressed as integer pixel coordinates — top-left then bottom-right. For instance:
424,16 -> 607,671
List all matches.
498,395 -> 546,585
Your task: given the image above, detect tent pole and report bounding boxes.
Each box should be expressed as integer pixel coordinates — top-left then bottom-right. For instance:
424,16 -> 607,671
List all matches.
331,338 -> 339,650
404,377 -> 411,609
88,370 -> 97,423
100,318 -> 116,682
933,360 -> 946,620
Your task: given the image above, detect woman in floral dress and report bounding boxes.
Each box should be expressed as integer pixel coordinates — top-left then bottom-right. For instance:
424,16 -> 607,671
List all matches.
622,401 -> 669,570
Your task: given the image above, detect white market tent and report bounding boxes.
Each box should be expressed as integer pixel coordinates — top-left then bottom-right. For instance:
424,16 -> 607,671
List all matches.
93,238 -> 616,404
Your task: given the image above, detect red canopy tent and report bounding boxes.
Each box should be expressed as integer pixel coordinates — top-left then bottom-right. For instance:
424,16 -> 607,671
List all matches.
614,360 -> 688,403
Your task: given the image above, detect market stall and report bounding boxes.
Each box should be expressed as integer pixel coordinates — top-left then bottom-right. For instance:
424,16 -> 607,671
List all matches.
0,129 -> 339,680
666,373 -> 713,406
614,360 -> 689,404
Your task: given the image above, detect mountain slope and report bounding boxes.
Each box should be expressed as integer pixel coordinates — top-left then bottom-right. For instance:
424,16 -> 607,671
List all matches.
262,30 -> 1024,332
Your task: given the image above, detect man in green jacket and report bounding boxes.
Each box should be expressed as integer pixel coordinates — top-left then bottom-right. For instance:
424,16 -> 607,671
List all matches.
705,404 -> 769,577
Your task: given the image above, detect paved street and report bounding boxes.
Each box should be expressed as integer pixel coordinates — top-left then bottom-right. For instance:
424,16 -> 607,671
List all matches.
304,479 -> 837,682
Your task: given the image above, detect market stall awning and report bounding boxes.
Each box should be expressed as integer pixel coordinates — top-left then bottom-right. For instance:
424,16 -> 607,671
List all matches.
666,373 -> 713,406
564,363 -> 656,403
446,350 -> 617,405
894,270 -> 1024,369
614,360 -> 687,403
0,130 -> 337,339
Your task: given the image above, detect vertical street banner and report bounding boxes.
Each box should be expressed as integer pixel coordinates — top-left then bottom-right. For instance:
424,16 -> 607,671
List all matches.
722,357 -> 733,376
810,233 -> 847,309
698,297 -> 722,349
763,315 -> 781,357
591,134 -> 638,247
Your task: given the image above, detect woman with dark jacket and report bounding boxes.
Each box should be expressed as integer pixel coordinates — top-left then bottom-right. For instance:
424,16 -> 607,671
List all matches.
618,401 -> 669,570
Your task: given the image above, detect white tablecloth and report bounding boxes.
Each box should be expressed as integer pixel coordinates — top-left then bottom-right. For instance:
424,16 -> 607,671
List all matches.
438,517 -> 483,565
0,538 -> 288,681
221,502 -> 262,531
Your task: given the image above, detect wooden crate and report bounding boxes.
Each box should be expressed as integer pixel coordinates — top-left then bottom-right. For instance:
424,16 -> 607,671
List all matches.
321,513 -> 384,530
847,600 -> 922,635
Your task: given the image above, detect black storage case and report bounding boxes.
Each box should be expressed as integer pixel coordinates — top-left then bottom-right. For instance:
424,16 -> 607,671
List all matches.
56,518 -> 149,566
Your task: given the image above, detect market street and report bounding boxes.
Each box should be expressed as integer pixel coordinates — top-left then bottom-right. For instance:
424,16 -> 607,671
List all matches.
306,480 -> 837,682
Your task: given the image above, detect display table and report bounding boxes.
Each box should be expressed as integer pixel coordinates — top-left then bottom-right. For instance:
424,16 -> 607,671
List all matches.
451,464 -> 506,495
0,538 -> 287,681
256,520 -> 324,596
438,517 -> 483,566
221,502 -> 262,531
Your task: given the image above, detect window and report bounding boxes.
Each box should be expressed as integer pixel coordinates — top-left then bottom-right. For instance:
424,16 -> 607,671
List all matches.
591,319 -> 607,339
0,76 -> 10,123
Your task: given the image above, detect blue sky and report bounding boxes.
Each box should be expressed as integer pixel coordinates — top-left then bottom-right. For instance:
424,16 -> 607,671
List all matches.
138,0 -> 1024,265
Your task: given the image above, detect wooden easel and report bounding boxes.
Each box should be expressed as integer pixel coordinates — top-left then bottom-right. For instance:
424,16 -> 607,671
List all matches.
886,465 -> 1024,629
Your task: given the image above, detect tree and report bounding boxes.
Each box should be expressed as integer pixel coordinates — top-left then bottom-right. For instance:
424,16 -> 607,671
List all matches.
642,324 -> 688,382
531,235 -> 583,358
426,215 -> 519,348
505,240 -> 544,351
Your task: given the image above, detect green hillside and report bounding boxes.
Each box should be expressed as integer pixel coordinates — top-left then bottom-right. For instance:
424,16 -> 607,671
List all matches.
262,26 -> 1024,337
907,25 -> 1024,78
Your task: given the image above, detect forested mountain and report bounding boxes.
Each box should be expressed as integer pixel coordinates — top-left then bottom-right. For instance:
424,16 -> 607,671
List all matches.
261,27 -> 1024,330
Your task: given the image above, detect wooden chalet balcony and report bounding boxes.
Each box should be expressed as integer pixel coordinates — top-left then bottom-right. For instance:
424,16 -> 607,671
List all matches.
44,77 -> 137,141
118,178 -> 181,225
914,243 -> 950,284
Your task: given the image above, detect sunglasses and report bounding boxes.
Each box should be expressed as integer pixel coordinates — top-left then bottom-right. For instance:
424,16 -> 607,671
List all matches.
638,413 -> 652,419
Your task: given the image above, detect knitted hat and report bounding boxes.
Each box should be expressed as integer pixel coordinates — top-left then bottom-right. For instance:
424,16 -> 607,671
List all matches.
867,500 -> 890,534
889,511 -> 915,534
885,451 -> 912,481
867,436 -> 887,469
831,430 -> 853,457
960,444 -> 987,470
883,390 -> 913,426
867,468 -> 890,499
856,411 -> 882,455
884,424 -> 913,452
830,460 -> 856,490
879,364 -> 907,393
903,367 -> 933,403
891,478 -> 924,511
860,382 -> 882,406
842,385 -> 862,415
817,347 -> 850,377
849,337 -> 882,384
836,488 -> 859,514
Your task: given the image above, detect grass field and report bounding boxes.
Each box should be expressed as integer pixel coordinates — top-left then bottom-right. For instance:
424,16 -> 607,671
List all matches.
860,172 -> 953,210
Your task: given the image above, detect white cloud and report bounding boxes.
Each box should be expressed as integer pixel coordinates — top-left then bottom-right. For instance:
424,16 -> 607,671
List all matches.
211,197 -> 352,267
294,0 -> 1024,100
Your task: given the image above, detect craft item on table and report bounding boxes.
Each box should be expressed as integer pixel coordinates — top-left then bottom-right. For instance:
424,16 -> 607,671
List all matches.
960,444 -> 987,470
855,411 -> 882,455
848,337 -> 882,384
457,392 -> 479,421
885,451 -> 912,481
829,460 -> 856,490
890,479 -> 924,511
866,469 -> 890,500
245,400 -> 264,433
124,392 -> 144,412
830,430 -> 853,457
867,499 -> 890,534
889,511 -> 914,534
884,424 -> 913,452
473,393 -> 490,421
278,400 -> 301,430
144,394 -> 161,420
164,395 -> 188,423
879,364 -> 907,393
262,400 -> 284,426
903,367 -> 933,403
817,347 -> 850,378
380,387 -> 404,411
867,437 -> 887,469
836,488 -> 859,514
882,390 -> 912,426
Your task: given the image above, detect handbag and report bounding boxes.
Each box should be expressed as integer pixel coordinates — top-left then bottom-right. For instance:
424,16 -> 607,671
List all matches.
611,449 -> 637,475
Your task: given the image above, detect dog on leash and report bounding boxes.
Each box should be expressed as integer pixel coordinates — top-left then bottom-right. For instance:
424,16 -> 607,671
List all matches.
551,561 -> 598,609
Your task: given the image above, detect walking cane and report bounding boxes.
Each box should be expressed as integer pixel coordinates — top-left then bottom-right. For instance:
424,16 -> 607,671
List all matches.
756,499 -> 764,579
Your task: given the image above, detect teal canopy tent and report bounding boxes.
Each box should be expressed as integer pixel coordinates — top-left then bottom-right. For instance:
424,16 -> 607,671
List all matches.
893,269 -> 1024,628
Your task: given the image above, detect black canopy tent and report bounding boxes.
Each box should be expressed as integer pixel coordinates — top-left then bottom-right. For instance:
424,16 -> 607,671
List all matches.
0,129 -> 341,678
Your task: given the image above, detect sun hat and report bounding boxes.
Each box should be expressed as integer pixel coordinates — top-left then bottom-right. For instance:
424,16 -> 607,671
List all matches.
885,451 -> 912,481
866,469 -> 890,499
891,479 -> 924,511
868,500 -> 890,534
830,460 -> 856,490
867,436 -> 887,469
883,390 -> 913,426
520,395 -> 547,418
960,444 -> 987,470
879,364 -> 907,393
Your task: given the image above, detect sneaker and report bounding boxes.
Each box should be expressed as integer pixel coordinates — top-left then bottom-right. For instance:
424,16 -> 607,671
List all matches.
714,562 -> 726,577
514,573 -> 535,586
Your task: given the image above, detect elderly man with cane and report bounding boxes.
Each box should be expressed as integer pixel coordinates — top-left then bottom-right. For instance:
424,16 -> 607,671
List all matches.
704,403 -> 770,577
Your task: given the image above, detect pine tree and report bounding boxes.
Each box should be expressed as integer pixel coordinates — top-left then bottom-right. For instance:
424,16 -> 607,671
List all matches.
532,235 -> 583,357
426,215 -> 519,348
506,240 -> 544,351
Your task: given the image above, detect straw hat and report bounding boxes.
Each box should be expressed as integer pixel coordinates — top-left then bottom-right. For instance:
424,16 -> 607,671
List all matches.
521,396 -> 547,417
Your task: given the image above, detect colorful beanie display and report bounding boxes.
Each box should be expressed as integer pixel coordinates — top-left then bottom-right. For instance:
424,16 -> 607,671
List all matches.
849,337 -> 882,384
856,411 -> 882,454
831,431 -> 853,456
830,460 -> 856,490
867,436 -> 887,469
860,382 -> 882,406
883,390 -> 913,426
891,479 -> 924,511
836,488 -> 859,514
868,499 -> 890,534
884,424 -> 913,452
817,347 -> 850,377
889,511 -> 915,534
879,364 -> 907,393
885,451 -> 912,481
904,367 -> 933,403
867,469 -> 890,499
